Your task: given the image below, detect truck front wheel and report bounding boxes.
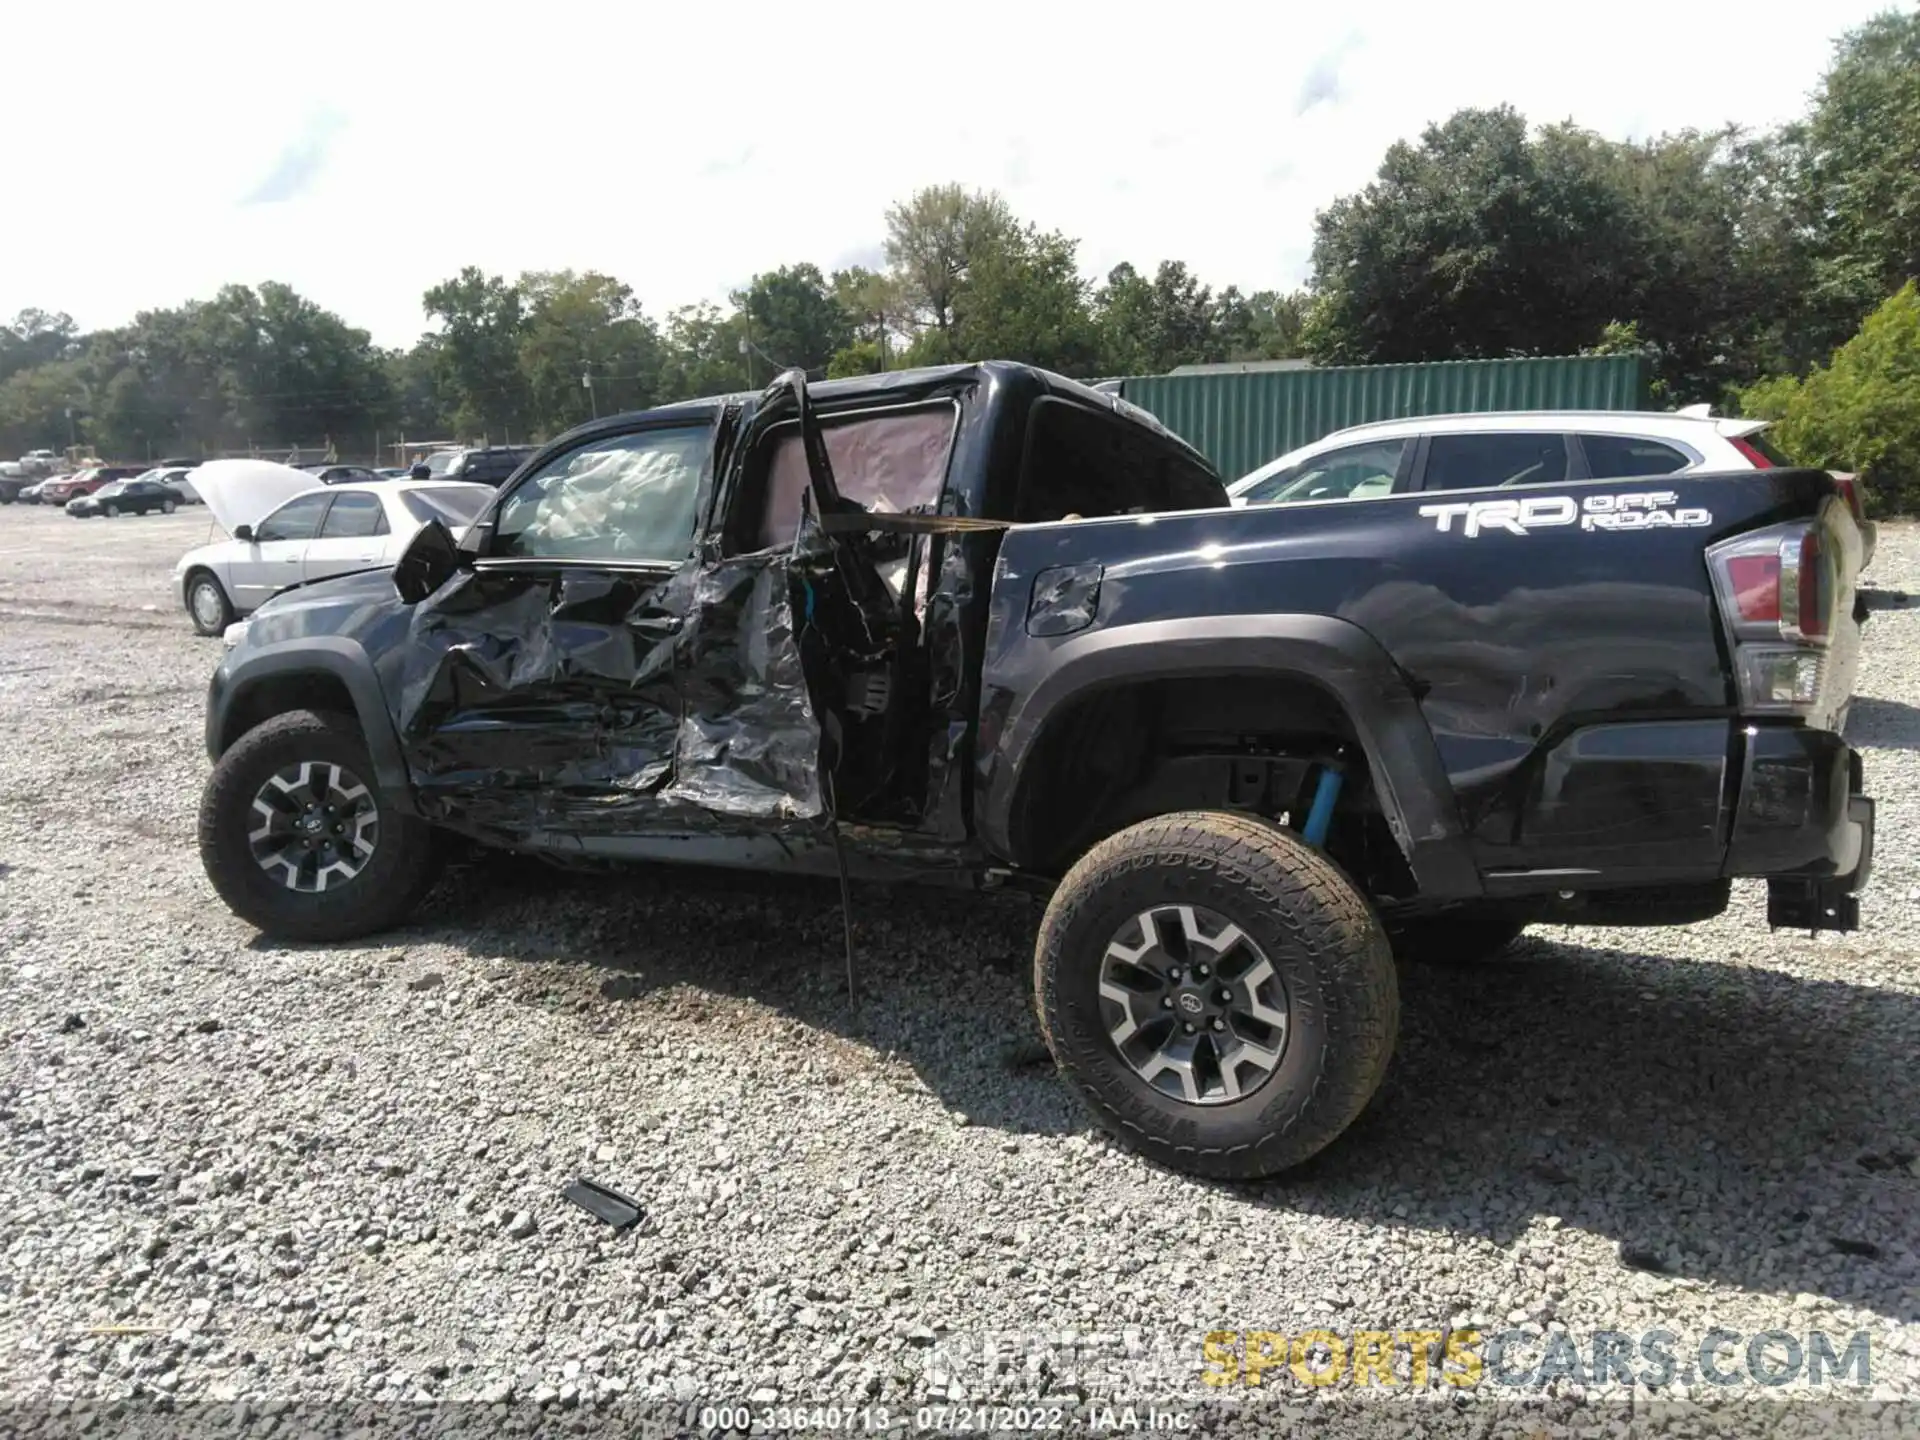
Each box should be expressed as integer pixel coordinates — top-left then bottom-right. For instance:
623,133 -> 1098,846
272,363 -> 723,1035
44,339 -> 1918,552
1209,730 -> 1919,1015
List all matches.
1035,811 -> 1399,1180
199,709 -> 442,942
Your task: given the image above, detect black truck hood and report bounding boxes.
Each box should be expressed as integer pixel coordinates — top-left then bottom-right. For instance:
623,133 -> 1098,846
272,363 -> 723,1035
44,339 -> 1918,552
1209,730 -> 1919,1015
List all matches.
240,566 -> 410,650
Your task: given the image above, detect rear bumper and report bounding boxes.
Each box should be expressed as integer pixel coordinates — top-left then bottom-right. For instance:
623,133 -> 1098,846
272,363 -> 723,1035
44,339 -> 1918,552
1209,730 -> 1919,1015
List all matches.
1724,725 -> 1873,932
1724,727 -> 1869,881
1765,795 -> 1872,932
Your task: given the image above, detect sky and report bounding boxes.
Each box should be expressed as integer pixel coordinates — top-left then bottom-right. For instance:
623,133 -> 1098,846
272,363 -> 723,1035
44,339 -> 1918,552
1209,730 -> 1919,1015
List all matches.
2,0 -> 1894,349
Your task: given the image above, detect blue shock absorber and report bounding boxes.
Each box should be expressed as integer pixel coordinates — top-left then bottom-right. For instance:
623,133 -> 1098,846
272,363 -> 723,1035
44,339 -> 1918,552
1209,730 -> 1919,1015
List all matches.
1301,766 -> 1344,848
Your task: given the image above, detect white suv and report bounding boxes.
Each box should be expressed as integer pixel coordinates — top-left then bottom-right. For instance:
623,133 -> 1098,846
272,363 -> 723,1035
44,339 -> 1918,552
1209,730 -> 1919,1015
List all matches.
1227,407 -> 1874,562
1229,409 -> 1798,506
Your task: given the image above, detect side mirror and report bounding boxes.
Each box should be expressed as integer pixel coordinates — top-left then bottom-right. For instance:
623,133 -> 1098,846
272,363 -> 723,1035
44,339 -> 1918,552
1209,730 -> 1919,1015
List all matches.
232,523 -> 255,543
392,517 -> 464,604
408,462 -> 431,481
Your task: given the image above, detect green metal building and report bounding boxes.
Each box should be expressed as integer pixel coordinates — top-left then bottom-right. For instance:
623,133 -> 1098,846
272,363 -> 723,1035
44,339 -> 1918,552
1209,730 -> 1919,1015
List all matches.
1116,355 -> 1653,481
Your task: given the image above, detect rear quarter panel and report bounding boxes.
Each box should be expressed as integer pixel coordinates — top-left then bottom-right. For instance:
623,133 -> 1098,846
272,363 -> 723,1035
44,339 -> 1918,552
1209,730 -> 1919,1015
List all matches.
983,469 -> 1842,876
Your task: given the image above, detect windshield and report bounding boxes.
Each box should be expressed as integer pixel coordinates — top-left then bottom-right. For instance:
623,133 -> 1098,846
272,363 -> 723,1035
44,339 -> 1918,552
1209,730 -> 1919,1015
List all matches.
94,481 -> 127,497
402,486 -> 490,528
423,452 -> 461,477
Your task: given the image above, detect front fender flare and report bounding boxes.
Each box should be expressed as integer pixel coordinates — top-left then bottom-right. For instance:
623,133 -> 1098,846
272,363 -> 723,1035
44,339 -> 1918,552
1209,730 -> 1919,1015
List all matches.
977,613 -> 1481,898
207,637 -> 417,815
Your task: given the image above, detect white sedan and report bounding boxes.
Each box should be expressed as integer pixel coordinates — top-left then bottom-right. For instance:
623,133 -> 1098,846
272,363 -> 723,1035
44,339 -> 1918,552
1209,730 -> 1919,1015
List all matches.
174,467 -> 493,636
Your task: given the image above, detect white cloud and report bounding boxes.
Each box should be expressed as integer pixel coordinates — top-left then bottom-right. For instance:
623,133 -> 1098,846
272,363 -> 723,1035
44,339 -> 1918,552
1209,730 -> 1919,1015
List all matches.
0,0 -> 1881,347
241,108 -> 348,205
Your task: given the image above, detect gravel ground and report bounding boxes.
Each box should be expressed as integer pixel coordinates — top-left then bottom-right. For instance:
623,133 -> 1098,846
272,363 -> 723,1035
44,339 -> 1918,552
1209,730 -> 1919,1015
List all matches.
0,504 -> 1916,1435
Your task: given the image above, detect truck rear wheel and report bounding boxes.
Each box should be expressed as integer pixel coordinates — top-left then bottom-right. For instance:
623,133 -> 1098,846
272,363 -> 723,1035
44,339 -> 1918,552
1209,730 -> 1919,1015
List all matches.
1385,904 -> 1528,965
199,709 -> 442,942
1034,810 -> 1399,1180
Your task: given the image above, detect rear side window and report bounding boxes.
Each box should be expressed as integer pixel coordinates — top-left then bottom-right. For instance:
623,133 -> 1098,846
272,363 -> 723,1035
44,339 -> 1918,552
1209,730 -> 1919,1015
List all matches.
1014,398 -> 1225,522
752,405 -> 956,551
1582,434 -> 1691,478
1423,433 -> 1569,491
1241,439 -> 1407,505
319,492 -> 389,538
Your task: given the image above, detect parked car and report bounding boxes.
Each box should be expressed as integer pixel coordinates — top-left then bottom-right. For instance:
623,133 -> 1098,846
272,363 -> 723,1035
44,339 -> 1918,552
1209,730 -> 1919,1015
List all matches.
65,478 -> 186,517
119,465 -> 202,502
38,465 -> 145,505
409,445 -> 536,486
195,362 -> 1874,1181
297,462 -> 386,485
1,450 -> 62,498
173,470 -> 494,636
375,467 -> 410,480
1227,409 -> 1876,562
137,465 -> 203,503
6,460 -> 84,504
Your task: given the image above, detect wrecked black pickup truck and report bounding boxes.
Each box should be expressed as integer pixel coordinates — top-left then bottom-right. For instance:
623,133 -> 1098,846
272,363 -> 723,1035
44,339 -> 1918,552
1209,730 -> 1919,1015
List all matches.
198,361 -> 1875,1178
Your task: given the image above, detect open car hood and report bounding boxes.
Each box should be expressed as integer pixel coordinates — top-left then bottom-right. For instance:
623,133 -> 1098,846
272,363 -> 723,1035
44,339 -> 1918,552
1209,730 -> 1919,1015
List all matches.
190,459 -> 319,534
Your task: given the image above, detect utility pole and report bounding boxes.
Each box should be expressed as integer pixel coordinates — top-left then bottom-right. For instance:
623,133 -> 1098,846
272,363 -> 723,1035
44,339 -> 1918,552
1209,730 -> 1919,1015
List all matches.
582,368 -> 597,419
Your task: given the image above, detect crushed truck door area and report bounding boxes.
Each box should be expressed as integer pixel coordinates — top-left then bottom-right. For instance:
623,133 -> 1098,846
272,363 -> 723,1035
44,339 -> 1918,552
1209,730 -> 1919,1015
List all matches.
387,407 -> 828,843
381,369 -> 986,854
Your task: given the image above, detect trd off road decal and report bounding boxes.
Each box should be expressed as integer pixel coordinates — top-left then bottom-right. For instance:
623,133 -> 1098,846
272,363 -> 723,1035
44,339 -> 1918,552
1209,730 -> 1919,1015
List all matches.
1419,490 -> 1713,538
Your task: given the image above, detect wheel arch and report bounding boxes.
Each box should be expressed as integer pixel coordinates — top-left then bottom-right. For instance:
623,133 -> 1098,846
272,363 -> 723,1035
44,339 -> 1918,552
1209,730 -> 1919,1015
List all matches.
181,563 -> 229,606
979,614 -> 1481,898
210,640 -> 417,815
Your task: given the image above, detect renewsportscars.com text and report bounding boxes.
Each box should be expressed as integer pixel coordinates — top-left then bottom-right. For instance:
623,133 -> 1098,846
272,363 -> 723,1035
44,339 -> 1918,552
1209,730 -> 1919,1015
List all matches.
1201,1327 -> 1872,1390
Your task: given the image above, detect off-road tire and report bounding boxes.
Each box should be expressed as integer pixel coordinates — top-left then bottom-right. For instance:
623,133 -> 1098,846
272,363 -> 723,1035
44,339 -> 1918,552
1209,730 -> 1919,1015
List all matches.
185,569 -> 234,637
199,709 -> 442,942
1386,904 -> 1529,965
1035,810 -> 1399,1180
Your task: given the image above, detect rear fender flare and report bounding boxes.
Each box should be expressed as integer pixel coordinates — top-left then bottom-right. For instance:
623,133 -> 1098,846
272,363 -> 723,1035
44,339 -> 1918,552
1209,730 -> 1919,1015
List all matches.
979,614 -> 1481,898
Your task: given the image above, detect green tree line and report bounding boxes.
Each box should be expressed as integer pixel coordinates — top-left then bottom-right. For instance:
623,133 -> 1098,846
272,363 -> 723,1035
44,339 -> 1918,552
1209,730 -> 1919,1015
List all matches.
2,8 -> 1915,503
0,211 -> 1304,464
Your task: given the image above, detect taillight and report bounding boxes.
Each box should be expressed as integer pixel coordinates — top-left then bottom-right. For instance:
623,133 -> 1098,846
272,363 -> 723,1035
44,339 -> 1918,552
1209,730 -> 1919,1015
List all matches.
1706,519 -> 1844,722
1724,553 -> 1781,623
1730,436 -> 1776,469
1785,531 -> 1829,640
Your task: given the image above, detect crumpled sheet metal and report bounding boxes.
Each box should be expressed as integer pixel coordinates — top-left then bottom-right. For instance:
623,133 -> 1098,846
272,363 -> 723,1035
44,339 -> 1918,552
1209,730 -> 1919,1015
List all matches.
658,551 -> 823,819
389,549 -> 824,836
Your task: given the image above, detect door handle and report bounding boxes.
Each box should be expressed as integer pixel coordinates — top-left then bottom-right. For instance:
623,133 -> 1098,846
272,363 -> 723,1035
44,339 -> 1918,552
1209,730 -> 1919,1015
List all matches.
629,615 -> 683,638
